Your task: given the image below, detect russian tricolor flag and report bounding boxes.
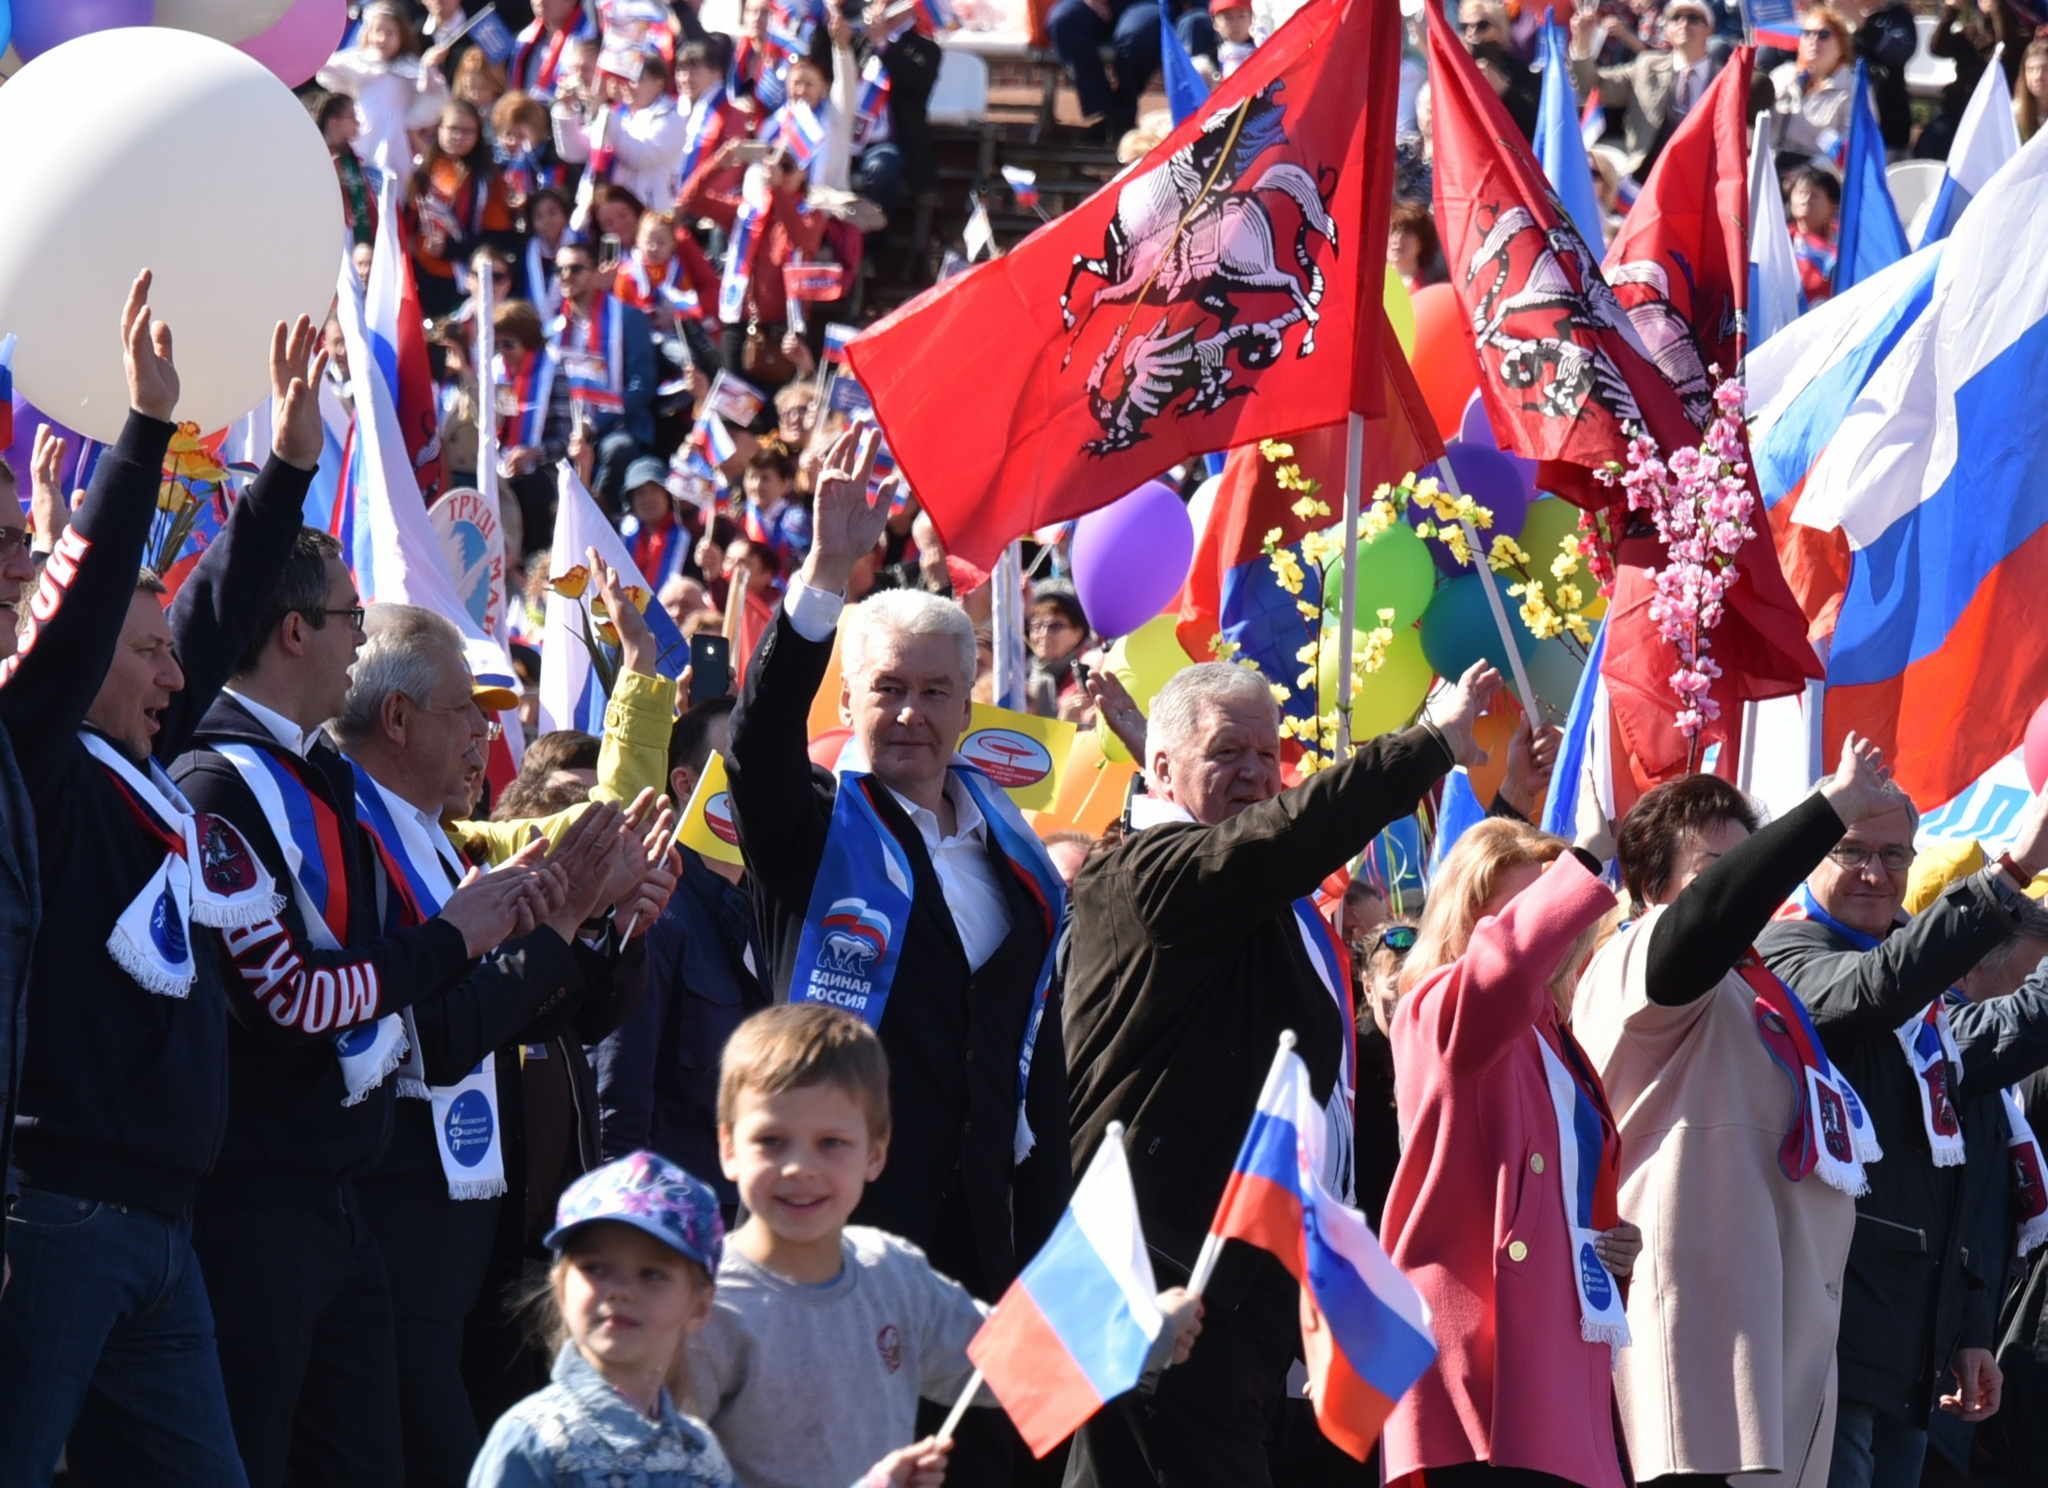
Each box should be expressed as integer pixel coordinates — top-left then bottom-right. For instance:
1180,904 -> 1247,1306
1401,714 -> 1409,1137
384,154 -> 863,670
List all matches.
967,1129 -> 1166,1457
1207,1043 -> 1435,1459
822,322 -> 857,367
1001,164 -> 1040,212
777,101 -> 827,173
0,333 -> 14,455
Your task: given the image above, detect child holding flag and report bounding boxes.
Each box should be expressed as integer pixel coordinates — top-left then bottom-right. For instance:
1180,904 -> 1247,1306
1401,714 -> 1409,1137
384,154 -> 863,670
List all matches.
684,1006 -> 1201,1485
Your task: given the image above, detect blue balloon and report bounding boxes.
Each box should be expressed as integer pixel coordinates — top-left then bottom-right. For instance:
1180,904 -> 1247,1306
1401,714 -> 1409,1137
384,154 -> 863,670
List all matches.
1419,571 -> 1539,683
0,1 -> 13,61
13,0 -> 152,62
1524,637 -> 1588,722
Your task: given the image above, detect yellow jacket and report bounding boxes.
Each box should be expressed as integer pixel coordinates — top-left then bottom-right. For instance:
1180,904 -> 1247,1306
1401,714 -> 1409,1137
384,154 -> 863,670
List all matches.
450,669 -> 674,864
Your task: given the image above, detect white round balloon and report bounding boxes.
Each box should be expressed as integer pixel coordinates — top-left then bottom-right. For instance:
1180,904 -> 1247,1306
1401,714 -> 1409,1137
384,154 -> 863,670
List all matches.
152,0 -> 298,46
0,27 -> 338,441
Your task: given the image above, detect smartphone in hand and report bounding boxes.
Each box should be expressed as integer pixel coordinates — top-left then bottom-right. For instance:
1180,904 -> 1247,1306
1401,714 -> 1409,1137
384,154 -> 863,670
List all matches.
689,634 -> 734,707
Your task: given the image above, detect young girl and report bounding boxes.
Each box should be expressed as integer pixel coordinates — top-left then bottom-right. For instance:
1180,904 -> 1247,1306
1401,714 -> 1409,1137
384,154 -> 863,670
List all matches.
470,1152 -> 735,1486
407,100 -> 518,320
1787,164 -> 1841,305
315,0 -> 449,175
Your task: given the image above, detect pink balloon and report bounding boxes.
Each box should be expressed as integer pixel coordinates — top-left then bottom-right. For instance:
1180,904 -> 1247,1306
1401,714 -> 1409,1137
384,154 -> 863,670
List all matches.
2025,699 -> 2048,793
236,0 -> 346,88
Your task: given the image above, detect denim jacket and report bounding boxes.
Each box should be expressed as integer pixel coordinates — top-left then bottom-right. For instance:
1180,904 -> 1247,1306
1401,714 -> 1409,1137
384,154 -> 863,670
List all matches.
469,1342 -> 736,1487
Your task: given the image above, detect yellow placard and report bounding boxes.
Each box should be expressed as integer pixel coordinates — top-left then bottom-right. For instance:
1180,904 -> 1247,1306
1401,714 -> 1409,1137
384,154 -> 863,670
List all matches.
958,702 -> 1075,813
676,752 -> 746,867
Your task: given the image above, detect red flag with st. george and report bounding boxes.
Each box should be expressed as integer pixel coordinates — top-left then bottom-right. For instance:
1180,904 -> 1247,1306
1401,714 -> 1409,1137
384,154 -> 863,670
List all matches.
1601,47 -> 1753,408
846,0 -> 1415,570
1426,3 -> 1700,505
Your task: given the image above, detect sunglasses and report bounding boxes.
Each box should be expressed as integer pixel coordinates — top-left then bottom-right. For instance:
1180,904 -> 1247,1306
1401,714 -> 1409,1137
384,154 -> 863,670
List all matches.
1366,924 -> 1419,957
1801,27 -> 1835,39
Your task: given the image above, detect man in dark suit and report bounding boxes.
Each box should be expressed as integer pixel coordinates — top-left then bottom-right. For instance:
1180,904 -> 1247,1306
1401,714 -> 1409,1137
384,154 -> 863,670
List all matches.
726,429 -> 1069,1481
1570,0 -> 1720,180
0,459 -> 39,1296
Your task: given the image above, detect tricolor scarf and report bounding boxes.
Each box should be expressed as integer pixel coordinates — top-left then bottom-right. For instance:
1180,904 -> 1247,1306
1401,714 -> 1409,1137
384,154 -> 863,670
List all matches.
1534,1027 -> 1631,1353
623,253 -> 703,327
524,237 -> 564,321
1127,795 -> 1356,1198
495,347 -> 557,449
513,15 -> 591,97
84,730 -> 281,998
793,752 -> 1065,1162
678,86 -> 728,183
718,168 -> 772,325
2002,1086 -> 2048,1257
1784,884 -> 1965,1166
213,741 -> 410,1106
350,761 -> 507,1201
1733,948 -> 1881,1195
554,294 -> 625,412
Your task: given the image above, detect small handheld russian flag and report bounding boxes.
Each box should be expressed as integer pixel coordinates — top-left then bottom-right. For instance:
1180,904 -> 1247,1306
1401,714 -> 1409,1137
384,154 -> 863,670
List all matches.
917,0 -> 959,33
821,322 -> 858,367
1195,1033 -> 1437,1460
0,333 -> 14,456
1001,163 -> 1040,212
783,262 -> 846,302
965,1124 -> 1166,1457
778,100 -> 827,173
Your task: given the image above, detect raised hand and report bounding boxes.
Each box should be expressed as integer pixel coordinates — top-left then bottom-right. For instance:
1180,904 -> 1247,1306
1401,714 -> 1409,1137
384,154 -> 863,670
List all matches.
271,315 -> 332,471
616,801 -> 682,935
1500,719 -> 1562,817
798,425 -> 885,593
542,802 -> 632,937
862,1438 -> 952,1488
1422,661 -> 1504,767
1817,731 -> 1900,826
29,423 -> 69,552
122,269 -> 180,421
1082,665 -> 1148,761
588,546 -> 657,677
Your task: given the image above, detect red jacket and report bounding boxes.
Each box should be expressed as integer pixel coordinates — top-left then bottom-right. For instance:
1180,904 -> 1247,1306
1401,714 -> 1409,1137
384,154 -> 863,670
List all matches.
1381,855 -> 1624,1488
674,97 -> 755,221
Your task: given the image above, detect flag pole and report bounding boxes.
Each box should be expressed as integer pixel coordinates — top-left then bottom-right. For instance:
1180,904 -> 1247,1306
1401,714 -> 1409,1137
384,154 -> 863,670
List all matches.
1433,458 -> 1543,724
1334,412 -> 1365,757
475,248 -> 499,522
1187,1031 -> 1297,1299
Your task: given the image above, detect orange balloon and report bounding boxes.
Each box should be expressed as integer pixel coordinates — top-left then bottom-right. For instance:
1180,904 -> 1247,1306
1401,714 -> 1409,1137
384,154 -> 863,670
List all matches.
1463,708 -> 1520,809
1408,283 -> 1484,443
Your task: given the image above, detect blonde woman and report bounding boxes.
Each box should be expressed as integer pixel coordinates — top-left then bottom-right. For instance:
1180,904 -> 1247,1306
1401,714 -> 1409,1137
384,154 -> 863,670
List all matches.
1381,818 -> 1634,1488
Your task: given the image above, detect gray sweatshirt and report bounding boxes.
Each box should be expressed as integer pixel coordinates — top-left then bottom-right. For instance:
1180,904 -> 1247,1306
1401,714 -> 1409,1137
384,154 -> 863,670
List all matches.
685,1226 -> 992,1488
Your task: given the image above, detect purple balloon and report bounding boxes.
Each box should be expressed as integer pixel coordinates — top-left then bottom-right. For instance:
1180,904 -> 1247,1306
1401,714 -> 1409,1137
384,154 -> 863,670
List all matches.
1069,480 -> 1195,640
3,396 -> 88,502
1407,443 -> 1534,576
1457,389 -> 1539,493
12,0 -> 155,61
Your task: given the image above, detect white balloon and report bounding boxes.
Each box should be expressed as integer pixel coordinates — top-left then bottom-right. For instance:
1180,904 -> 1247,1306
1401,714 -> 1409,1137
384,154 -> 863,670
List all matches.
0,28 -> 338,441
152,0 -> 298,46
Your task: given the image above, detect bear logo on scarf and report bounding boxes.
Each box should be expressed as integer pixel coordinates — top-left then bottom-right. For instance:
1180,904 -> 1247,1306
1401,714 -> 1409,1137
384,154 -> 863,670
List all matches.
817,897 -> 890,976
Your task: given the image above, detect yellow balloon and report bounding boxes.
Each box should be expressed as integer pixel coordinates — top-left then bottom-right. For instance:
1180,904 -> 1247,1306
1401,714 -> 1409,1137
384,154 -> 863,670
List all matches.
1318,626 -> 1434,737
1102,613 -> 1194,762
1384,264 -> 1417,360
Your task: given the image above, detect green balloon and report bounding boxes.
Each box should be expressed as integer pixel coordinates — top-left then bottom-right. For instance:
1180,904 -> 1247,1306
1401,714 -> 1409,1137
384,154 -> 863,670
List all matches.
1318,625 -> 1435,737
1515,498 -> 1586,609
1321,522 -> 1438,628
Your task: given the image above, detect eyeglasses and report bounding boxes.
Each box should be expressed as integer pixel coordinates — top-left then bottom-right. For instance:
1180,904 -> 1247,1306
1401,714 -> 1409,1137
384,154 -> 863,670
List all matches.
1365,924 -> 1419,957
1801,27 -> 1835,39
407,694 -> 498,740
304,605 -> 367,631
1827,841 -> 1915,875
1027,616 -> 1077,634
1669,11 -> 1707,25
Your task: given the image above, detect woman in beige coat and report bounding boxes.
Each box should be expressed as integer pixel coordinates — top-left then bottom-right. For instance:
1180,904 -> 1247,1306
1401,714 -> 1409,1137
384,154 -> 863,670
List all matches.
1572,738 -> 1898,1488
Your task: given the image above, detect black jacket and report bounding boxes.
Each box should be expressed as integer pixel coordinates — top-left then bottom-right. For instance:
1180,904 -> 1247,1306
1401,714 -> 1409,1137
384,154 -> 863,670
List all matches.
170,696 -> 474,1186
1758,867 -> 2044,1419
593,846 -> 767,1205
1062,727 -> 1453,1290
727,609 -> 1070,1297
0,719 -> 37,1244
2,414 -> 314,1215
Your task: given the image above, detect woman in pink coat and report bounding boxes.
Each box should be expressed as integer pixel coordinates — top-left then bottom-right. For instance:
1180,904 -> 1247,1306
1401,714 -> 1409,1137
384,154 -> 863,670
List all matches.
1382,818 -> 1635,1488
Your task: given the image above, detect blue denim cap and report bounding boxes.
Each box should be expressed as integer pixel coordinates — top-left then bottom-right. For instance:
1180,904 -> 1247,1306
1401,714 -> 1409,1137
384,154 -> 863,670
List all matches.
544,1150 -> 725,1273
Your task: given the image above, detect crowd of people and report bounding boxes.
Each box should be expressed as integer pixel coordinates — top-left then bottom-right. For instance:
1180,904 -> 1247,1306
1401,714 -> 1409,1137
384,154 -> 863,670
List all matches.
2,2 -> 2048,1488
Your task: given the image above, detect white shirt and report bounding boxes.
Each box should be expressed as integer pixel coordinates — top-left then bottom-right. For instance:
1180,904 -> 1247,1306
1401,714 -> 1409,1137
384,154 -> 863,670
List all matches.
222,687 -> 322,759
783,582 -> 1012,971
1671,57 -> 1710,119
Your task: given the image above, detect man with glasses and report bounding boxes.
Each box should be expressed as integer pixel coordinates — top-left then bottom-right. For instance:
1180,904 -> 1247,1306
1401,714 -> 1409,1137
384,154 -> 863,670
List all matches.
169,533 -> 563,1487
546,240 -> 656,509
1759,789 -> 2048,1488
1570,0 -> 1719,180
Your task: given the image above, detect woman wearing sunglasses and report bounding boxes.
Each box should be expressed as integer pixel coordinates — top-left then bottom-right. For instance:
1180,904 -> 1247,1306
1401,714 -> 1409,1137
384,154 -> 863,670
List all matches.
1771,7 -> 1856,161
1570,735 -> 1898,1488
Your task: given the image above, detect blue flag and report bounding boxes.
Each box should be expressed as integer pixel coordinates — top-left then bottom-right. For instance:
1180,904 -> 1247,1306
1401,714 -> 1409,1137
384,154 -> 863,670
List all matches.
1835,63 -> 1908,294
1161,5 -> 1209,126
1531,22 -> 1605,252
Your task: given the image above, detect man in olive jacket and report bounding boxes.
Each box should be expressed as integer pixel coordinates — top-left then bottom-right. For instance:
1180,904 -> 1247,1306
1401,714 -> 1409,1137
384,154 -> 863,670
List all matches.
1061,657 -> 1497,1488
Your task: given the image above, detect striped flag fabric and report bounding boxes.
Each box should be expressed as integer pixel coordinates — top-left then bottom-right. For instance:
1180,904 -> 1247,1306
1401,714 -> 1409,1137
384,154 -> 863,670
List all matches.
1912,51 -> 2018,249
1835,63 -> 1910,294
853,52 -> 893,149
363,178 -> 445,503
821,323 -> 858,366
1531,22 -> 1605,252
1748,112 -> 1805,350
1207,1045 -> 1436,1459
1000,164 -> 1040,212
966,1131 -> 1166,1457
775,100 -> 827,173
0,333 -> 13,454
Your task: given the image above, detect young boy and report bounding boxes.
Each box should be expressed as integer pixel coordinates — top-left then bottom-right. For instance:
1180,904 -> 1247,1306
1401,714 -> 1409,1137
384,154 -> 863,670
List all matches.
686,1005 -> 1199,1486
1211,0 -> 1262,79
